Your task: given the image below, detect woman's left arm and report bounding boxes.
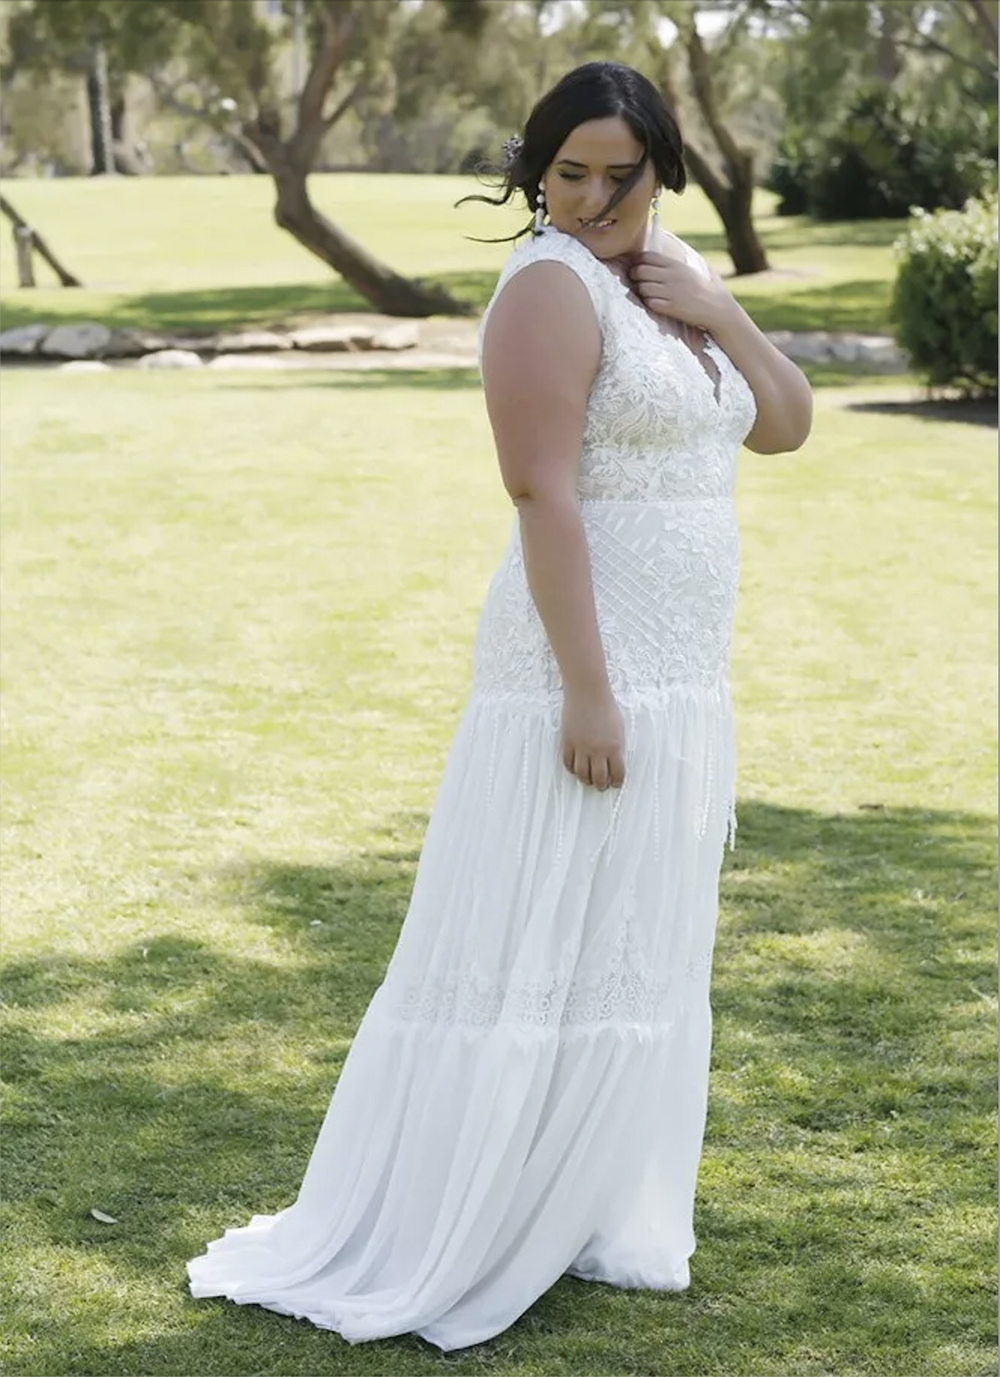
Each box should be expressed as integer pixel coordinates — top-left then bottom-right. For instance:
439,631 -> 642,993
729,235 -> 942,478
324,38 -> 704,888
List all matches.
630,252 -> 813,455
708,294 -> 814,454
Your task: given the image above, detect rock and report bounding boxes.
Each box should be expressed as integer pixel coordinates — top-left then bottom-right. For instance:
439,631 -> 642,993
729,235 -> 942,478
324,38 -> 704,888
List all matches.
371,323 -> 420,351
103,329 -> 168,359
828,336 -> 868,364
40,323 -> 113,359
206,353 -> 290,370
0,324 -> 51,355
767,329 -> 908,372
160,335 -> 214,353
861,339 -> 909,372
288,324 -> 377,352
779,331 -> 837,363
212,330 -> 292,353
137,349 -> 203,369
58,360 -> 111,373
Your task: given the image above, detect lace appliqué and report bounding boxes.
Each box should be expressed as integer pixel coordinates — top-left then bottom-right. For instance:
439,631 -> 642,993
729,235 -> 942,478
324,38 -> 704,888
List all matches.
378,886 -> 716,1035
474,229 -> 753,708
473,501 -> 740,703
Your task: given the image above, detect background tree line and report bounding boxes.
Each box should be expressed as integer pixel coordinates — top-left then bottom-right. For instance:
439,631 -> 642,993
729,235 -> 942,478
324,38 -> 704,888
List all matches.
0,0 -> 996,309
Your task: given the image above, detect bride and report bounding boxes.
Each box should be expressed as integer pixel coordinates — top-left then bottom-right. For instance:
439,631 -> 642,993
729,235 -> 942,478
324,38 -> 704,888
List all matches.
187,59 -> 812,1352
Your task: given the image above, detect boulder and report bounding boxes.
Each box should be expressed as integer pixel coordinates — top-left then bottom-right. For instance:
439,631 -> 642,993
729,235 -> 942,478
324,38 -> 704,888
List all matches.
0,324 -> 51,356
103,329 -> 170,359
212,330 -> 292,353
778,331 -> 837,363
288,324 -> 377,352
40,323 -> 113,359
137,349 -> 204,369
371,322 -> 420,351
860,338 -> 909,372
58,359 -> 111,373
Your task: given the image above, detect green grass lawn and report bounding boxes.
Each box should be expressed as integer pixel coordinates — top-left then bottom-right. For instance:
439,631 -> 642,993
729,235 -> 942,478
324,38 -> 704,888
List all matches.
1,362 -> 996,1376
0,174 -> 896,335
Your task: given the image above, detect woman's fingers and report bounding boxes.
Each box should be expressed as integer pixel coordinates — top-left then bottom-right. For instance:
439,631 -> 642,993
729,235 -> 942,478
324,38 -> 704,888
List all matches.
609,747 -> 626,788
560,693 -> 627,791
590,755 -> 610,791
569,752 -> 622,792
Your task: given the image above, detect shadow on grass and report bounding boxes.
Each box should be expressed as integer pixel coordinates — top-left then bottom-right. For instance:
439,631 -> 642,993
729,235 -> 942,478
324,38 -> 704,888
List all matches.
756,217 -> 906,252
843,396 -> 998,427
0,268 -> 893,336
0,275 -> 492,335
731,278 -> 893,334
1,800 -> 995,1375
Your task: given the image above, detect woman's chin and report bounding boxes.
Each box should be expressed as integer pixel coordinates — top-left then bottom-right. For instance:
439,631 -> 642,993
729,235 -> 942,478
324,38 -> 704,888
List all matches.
566,224 -> 643,259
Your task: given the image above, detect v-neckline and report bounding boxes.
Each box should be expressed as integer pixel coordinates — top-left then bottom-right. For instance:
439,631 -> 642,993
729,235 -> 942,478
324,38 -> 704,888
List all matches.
602,263 -> 726,407
538,227 -> 730,407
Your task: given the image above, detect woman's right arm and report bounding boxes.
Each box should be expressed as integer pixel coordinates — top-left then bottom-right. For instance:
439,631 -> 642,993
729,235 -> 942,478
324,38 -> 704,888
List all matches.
481,261 -> 625,792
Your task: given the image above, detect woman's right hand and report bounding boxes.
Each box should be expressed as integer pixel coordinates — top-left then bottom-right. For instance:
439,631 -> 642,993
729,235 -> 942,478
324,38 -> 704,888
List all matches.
561,688 -> 626,791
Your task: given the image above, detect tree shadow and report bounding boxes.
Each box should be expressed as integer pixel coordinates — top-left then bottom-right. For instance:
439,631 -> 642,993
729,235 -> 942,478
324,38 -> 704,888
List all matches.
843,396 -> 998,427
731,278 -> 893,333
2,800 -> 994,1375
0,274 -> 493,336
1,267 -> 893,338
756,217 -> 906,251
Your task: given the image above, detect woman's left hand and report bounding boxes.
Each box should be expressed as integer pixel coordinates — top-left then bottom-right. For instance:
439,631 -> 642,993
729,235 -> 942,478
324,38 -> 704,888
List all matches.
628,253 -> 735,334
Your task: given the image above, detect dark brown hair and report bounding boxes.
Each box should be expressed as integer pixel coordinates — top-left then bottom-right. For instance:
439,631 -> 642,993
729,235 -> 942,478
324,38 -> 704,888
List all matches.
458,61 -> 686,241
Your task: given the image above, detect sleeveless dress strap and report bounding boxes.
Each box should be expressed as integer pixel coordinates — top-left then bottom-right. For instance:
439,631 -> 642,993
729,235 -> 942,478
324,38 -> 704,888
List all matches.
478,229 -> 609,366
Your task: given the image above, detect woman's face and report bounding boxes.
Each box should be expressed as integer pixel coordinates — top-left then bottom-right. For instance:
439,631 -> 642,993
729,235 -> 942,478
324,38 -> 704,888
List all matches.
542,116 -> 658,259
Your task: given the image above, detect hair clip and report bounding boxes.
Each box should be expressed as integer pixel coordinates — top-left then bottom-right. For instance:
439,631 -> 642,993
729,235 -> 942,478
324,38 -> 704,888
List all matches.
501,135 -> 524,170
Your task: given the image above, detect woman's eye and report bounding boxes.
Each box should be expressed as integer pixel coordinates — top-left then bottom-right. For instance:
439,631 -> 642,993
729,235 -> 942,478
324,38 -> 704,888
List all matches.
556,173 -> 627,185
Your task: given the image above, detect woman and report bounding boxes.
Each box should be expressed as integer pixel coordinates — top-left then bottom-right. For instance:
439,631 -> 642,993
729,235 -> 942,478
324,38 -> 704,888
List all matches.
187,61 -> 812,1351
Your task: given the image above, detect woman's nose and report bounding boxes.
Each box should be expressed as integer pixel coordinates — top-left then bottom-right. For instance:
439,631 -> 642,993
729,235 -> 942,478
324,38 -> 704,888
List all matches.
578,180 -> 615,214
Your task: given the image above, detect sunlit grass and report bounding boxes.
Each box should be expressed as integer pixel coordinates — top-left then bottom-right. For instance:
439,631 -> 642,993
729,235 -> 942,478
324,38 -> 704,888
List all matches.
0,175 -> 899,334
1,365 -> 996,1376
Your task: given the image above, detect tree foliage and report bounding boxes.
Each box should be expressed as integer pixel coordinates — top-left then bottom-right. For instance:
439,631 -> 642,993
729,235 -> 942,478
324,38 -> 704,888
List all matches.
763,0 -> 998,218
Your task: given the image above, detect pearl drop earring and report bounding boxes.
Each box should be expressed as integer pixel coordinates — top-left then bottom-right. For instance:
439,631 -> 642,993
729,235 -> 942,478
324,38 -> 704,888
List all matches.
534,179 -> 546,235
651,189 -> 661,235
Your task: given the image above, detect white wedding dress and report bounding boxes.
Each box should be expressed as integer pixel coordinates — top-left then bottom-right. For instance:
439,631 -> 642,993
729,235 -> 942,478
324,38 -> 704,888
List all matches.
187,225 -> 757,1351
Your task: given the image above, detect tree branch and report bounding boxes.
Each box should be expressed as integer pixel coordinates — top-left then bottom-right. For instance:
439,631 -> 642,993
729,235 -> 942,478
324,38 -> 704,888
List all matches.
683,20 -> 752,181
322,77 -> 365,134
895,32 -> 996,77
150,77 -> 269,171
0,195 -> 81,286
681,139 -> 729,212
289,0 -> 356,169
963,0 -> 999,60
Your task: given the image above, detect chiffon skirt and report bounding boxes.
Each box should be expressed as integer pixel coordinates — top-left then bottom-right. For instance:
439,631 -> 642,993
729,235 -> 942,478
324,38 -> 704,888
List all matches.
187,686 -> 734,1351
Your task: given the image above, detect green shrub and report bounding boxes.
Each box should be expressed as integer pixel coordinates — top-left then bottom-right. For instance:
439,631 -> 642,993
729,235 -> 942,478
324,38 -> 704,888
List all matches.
768,89 -> 997,221
891,195 -> 999,397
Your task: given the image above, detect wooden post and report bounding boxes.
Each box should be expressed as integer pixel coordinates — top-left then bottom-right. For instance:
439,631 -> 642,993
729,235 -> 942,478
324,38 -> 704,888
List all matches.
0,197 -> 81,287
14,225 -> 35,287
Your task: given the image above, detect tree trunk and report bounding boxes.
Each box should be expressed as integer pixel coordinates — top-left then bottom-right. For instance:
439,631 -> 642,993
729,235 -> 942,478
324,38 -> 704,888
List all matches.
87,41 -> 115,175
680,143 -> 769,276
654,38 -> 770,277
110,92 -> 151,175
268,160 -> 471,316
720,189 -> 770,276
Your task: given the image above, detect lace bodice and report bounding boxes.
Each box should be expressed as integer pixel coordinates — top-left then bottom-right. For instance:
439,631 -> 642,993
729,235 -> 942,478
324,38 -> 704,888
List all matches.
478,226 -> 756,502
473,226 -> 756,705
